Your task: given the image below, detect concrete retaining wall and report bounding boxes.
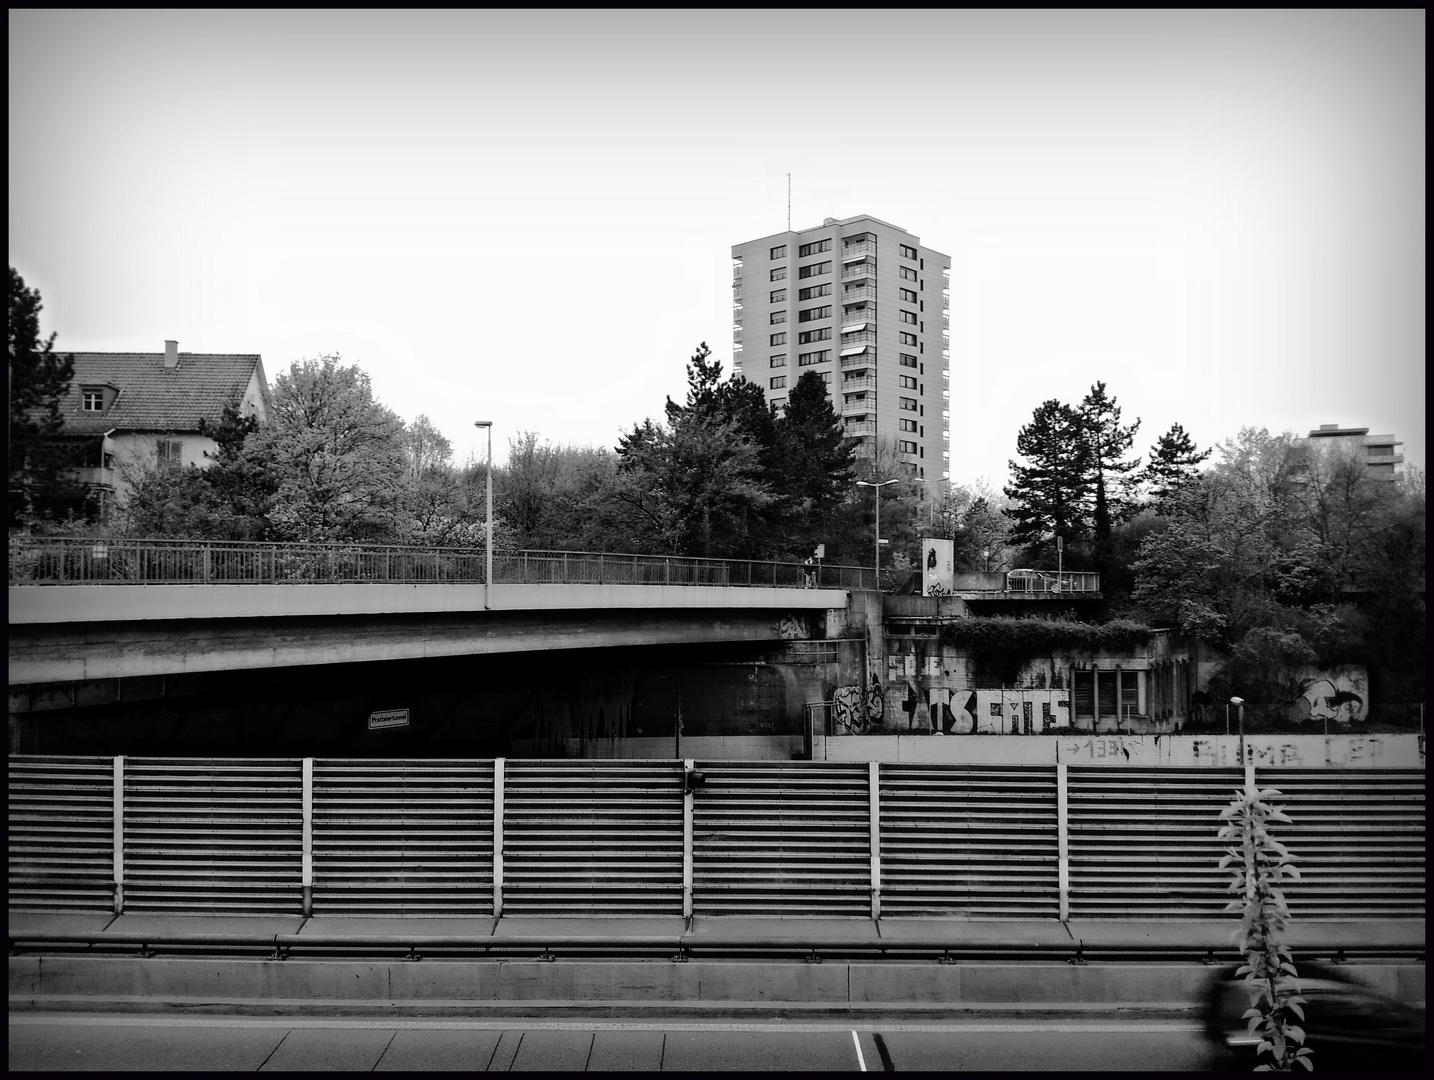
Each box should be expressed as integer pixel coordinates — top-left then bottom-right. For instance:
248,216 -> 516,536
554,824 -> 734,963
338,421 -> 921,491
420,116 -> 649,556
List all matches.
817,733 -> 1426,768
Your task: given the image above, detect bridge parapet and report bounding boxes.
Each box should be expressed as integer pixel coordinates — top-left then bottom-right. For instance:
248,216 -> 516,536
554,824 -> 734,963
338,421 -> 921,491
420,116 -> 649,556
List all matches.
9,537 -> 874,592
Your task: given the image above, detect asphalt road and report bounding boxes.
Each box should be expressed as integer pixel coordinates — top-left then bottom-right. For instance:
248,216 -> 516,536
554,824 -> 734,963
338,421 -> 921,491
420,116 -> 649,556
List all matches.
9,1015 -> 1225,1071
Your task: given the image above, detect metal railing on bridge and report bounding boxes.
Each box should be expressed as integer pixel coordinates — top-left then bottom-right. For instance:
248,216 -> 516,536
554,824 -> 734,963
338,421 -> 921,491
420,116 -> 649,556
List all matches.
8,536 -> 874,591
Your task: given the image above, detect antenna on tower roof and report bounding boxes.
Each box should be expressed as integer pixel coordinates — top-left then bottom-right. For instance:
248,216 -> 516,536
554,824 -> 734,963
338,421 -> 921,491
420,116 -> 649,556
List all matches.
786,173 -> 791,230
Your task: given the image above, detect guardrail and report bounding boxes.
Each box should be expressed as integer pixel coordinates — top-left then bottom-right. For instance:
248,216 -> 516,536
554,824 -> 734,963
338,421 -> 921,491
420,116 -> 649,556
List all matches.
1005,570 -> 1101,594
8,537 -> 874,591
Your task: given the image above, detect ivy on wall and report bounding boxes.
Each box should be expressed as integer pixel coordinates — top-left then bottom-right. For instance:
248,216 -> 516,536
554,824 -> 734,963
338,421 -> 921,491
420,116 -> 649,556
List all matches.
938,617 -> 1155,684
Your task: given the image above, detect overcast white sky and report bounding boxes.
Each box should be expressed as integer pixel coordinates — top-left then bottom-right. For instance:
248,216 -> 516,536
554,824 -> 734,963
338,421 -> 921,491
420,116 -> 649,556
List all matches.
8,9 -> 1425,483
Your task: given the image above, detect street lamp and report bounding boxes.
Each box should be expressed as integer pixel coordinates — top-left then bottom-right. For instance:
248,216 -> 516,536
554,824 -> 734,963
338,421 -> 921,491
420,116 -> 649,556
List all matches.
1230,696 -> 1245,765
474,421 -> 493,608
855,478 -> 899,587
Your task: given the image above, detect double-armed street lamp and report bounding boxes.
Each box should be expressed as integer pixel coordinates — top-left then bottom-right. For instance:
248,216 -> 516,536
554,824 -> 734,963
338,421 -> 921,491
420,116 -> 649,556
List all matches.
855,478 -> 900,587
474,421 -> 493,608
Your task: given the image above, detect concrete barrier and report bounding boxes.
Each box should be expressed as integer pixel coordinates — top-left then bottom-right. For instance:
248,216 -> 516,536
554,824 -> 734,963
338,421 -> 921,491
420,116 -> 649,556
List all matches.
816,733 -> 1426,768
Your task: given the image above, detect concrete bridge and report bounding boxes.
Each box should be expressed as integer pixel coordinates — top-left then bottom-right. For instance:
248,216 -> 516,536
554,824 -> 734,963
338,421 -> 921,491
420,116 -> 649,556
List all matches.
8,538 -> 865,686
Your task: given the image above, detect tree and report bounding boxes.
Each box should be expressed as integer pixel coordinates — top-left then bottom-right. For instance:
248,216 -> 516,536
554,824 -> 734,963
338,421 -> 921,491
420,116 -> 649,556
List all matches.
1078,381 -> 1141,542
256,354 -> 407,542
402,414 -> 453,479
1003,399 -> 1093,551
116,400 -> 279,540
772,371 -> 857,555
8,267 -> 87,528
613,409 -> 774,557
1144,422 -> 1210,513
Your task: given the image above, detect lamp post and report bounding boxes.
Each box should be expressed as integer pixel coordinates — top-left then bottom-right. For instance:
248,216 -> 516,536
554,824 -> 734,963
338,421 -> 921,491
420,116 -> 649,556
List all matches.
474,421 -> 493,609
855,478 -> 899,588
1231,696 -> 1245,765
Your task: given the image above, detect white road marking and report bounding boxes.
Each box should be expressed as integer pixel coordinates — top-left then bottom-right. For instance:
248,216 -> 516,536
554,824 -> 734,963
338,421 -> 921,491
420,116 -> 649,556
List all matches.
851,1029 -> 867,1071
10,1015 -> 1206,1034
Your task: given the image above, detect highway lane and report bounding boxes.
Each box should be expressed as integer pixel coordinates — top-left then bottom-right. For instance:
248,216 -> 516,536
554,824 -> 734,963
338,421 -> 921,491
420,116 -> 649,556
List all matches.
9,1014 -> 1223,1071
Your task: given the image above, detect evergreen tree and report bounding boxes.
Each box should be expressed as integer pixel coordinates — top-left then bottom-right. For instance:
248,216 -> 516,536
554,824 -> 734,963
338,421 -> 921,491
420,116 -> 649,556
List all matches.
8,267 -> 87,527
1144,421 -> 1210,513
1078,381 -> 1141,541
1003,399 -> 1092,549
773,371 -> 857,553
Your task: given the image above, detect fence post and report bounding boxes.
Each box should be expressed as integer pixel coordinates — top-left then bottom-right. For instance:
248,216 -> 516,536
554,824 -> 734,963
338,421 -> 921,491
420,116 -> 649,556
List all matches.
683,758 -> 695,921
869,761 -> 881,921
302,758 -> 314,916
113,755 -> 125,914
1057,762 -> 1069,923
493,759 -> 505,918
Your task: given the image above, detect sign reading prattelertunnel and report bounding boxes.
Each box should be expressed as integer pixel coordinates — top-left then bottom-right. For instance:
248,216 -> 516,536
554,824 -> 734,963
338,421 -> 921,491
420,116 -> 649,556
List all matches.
367,708 -> 410,731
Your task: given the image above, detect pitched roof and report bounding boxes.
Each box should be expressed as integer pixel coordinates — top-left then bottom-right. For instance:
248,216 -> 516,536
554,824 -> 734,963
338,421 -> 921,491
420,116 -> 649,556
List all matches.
59,352 -> 269,436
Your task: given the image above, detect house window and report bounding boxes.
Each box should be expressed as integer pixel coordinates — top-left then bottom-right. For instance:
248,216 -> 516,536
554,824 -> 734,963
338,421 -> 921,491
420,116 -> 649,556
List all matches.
770,354 -> 786,368
798,350 -> 830,366
900,310 -> 917,325
900,288 -> 917,303
899,375 -> 917,389
770,288 -> 786,303
899,440 -> 918,455
899,418 -> 917,433
797,328 -> 831,344
799,305 -> 831,322
899,397 -> 917,412
770,376 -> 786,390
900,243 -> 918,260
770,267 -> 786,282
771,310 -> 787,324
798,283 -> 831,300
770,245 -> 786,259
770,332 -> 787,346
819,371 -> 831,384
899,266 -> 918,282
156,438 -> 183,468
797,260 -> 831,279
899,353 -> 917,368
81,389 -> 104,412
899,332 -> 917,346
798,239 -> 831,256
771,397 -> 786,410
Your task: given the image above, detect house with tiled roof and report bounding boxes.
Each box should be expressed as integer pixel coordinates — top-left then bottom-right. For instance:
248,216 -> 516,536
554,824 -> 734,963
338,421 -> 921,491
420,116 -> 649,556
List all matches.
56,340 -> 270,509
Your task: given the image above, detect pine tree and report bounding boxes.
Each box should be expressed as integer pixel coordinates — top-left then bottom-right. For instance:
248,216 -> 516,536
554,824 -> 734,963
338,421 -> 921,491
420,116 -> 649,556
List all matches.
8,267 -> 87,527
1003,399 -> 1093,549
1079,381 -> 1141,541
774,371 -> 857,554
1144,422 -> 1210,513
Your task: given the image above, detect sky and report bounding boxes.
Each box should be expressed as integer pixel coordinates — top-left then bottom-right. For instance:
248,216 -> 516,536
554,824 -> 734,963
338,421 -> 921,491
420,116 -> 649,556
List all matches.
8,9 -> 1425,483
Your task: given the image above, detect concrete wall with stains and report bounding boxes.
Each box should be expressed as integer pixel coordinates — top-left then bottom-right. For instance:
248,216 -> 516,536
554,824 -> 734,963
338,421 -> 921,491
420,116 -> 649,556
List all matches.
818,733 -> 1425,768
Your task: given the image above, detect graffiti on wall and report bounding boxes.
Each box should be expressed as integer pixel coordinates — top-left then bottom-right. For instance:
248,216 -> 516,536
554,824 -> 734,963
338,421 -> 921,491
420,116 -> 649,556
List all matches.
1292,665 -> 1368,723
832,672 -> 884,733
777,614 -> 810,640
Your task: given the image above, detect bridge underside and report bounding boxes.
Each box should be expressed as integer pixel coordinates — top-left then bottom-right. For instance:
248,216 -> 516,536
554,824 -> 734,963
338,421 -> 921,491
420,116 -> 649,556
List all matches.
8,606 -> 833,685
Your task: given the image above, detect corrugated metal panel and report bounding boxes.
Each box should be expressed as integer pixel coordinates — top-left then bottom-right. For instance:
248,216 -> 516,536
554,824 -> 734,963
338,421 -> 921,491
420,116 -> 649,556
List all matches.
311,760 -> 494,916
503,760 -> 682,915
1262,769 -> 1425,920
123,758 -> 302,913
1066,767 -> 1242,919
7,756 -> 114,911
881,764 -> 1059,918
693,762 -> 870,916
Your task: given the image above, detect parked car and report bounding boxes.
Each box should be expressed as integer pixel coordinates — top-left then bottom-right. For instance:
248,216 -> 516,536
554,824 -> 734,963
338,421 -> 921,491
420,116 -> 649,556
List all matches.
1203,961 -> 1425,1071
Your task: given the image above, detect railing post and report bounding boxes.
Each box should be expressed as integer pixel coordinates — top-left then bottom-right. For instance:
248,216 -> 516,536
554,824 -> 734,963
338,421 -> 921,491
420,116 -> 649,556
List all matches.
492,758 -> 505,918
683,758 -> 695,921
302,758 -> 314,916
1245,762 -> 1256,794
113,755 -> 125,914
1057,762 -> 1069,923
869,761 -> 881,921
